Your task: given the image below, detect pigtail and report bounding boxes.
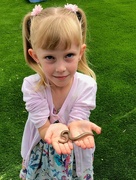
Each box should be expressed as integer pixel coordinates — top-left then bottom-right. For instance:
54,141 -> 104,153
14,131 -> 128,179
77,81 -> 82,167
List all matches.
76,8 -> 96,80
22,13 -> 47,88
76,9 -> 87,43
22,13 -> 34,66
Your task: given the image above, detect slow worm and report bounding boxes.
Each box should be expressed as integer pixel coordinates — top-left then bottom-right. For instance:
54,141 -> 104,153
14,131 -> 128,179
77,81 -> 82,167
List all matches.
58,130 -> 94,144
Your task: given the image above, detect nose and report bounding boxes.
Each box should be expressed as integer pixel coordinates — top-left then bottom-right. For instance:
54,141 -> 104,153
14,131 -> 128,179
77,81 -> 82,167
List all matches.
55,61 -> 66,73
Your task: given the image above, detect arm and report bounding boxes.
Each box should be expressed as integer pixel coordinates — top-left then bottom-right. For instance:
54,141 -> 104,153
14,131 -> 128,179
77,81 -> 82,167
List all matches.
38,120 -> 50,140
22,77 -> 73,154
68,76 -> 101,148
22,76 -> 50,128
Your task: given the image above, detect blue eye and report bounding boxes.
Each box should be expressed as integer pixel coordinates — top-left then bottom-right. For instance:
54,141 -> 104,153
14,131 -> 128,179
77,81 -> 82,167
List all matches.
45,56 -> 54,60
65,53 -> 74,58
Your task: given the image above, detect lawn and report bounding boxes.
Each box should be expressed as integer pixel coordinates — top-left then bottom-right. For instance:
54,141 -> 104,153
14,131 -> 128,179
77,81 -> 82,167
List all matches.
0,0 -> 136,179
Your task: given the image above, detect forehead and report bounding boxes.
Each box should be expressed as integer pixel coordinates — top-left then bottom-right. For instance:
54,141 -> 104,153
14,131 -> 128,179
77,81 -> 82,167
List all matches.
36,43 -> 80,55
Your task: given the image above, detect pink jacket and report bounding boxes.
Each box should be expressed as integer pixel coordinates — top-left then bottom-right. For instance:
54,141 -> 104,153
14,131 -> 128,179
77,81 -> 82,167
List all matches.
21,72 -> 97,176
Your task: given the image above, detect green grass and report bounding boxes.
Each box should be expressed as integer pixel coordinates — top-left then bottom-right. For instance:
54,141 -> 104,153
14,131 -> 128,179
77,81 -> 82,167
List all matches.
0,0 -> 136,179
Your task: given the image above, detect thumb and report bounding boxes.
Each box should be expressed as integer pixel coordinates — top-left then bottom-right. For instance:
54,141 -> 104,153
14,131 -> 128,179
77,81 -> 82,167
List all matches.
44,127 -> 53,144
90,122 -> 102,134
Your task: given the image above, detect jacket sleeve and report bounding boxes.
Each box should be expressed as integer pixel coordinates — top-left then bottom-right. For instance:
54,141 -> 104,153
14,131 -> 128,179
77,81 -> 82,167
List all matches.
69,77 -> 97,123
22,76 -> 50,128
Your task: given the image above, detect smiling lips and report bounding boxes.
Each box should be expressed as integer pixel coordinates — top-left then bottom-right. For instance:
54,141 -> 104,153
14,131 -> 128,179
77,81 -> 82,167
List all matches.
53,75 -> 69,80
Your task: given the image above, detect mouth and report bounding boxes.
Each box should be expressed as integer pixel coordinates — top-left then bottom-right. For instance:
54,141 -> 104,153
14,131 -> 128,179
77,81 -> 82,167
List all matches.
53,75 -> 69,80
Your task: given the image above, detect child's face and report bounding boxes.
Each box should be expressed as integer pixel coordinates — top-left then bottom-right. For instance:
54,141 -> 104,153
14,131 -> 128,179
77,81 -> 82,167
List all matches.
29,43 -> 86,88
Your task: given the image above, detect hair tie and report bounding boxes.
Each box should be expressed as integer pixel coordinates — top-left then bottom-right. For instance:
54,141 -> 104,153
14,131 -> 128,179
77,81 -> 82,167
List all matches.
64,3 -> 78,13
64,3 -> 81,21
31,4 -> 43,16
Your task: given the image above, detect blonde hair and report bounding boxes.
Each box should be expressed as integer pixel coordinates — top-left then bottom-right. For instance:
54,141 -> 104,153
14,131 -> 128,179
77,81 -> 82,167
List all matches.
22,6 -> 96,87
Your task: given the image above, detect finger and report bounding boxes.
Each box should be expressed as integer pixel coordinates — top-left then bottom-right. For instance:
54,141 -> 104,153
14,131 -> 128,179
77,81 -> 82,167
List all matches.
74,140 -> 81,147
87,136 -> 95,148
58,143 -> 70,154
83,137 -> 91,149
52,141 -> 62,155
68,141 -> 73,150
44,129 -> 53,144
78,139 -> 86,149
90,122 -> 102,134
64,143 -> 73,154
74,139 -> 86,148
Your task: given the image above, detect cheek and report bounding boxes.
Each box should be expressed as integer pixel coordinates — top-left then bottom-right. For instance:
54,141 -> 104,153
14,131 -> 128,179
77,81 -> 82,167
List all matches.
41,63 -> 54,75
69,60 -> 79,70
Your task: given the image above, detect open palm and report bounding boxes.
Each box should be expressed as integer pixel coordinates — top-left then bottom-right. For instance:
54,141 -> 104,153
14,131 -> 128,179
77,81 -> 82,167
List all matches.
68,120 -> 101,149
45,123 -> 73,154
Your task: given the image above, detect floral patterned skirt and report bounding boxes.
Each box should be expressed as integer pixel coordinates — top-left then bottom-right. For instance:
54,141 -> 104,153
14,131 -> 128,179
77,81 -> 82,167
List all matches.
20,140 -> 93,180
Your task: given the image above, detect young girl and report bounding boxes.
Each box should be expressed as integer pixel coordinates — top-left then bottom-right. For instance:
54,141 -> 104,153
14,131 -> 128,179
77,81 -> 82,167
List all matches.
20,4 -> 101,180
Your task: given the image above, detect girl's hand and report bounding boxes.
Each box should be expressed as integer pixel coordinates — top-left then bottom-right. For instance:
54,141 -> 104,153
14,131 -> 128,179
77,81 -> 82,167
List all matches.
68,120 -> 101,149
45,123 -> 73,155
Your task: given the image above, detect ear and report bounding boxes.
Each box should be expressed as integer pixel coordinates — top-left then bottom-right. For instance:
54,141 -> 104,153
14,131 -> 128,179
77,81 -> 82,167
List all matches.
28,49 -> 39,63
79,44 -> 86,59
